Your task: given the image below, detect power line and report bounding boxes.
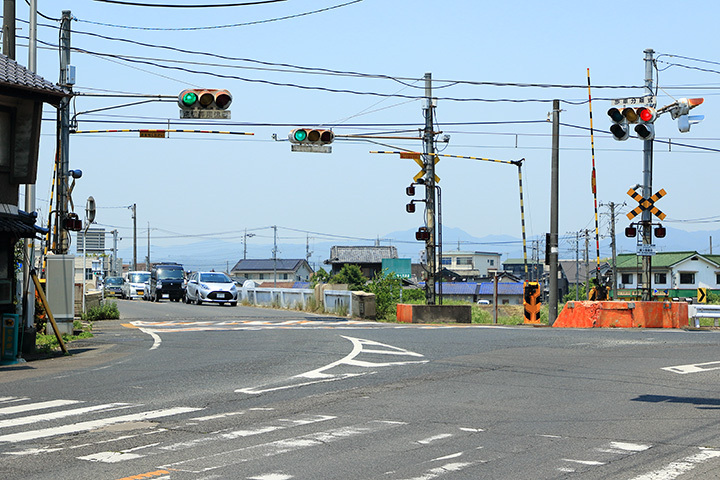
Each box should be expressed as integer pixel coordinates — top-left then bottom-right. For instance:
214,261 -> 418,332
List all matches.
92,0 -> 288,7
80,0 -> 363,31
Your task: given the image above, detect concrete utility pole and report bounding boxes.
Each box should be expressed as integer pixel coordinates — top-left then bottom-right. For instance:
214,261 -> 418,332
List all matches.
641,48 -> 655,301
131,203 -> 137,270
24,0 -> 37,330
423,72 -> 437,305
548,99 -> 560,324
112,229 -> 119,276
602,202 -> 620,299
575,231 -> 580,301
55,10 -> 72,254
3,0 -> 15,59
272,225 -> 278,287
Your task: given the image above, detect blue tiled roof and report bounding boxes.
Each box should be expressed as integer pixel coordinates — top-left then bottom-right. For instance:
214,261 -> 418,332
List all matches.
419,282 -> 524,296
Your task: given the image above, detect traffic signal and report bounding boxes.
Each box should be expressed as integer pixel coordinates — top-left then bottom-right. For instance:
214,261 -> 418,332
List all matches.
288,128 -> 335,145
178,89 -> 232,119
523,281 -> 541,324
670,98 -> 704,133
64,213 -> 82,232
608,107 -> 629,141
634,106 -> 656,141
415,227 -> 430,241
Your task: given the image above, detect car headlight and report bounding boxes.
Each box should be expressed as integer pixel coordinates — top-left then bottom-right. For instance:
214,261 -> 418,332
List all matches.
230,284 -> 237,292
157,281 -> 163,288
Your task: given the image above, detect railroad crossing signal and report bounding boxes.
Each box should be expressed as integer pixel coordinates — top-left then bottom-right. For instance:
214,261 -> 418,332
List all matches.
178,89 -> 232,119
626,188 -> 667,220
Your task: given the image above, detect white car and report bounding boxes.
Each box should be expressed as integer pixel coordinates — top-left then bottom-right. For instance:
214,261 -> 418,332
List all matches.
122,271 -> 151,299
185,272 -> 238,306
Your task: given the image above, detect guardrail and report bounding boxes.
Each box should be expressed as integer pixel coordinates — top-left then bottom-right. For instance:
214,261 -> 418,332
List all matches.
240,286 -> 353,316
688,304 -> 720,328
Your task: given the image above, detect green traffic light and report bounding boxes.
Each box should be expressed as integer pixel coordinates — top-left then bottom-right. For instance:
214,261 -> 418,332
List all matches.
181,91 -> 198,107
293,129 -> 308,142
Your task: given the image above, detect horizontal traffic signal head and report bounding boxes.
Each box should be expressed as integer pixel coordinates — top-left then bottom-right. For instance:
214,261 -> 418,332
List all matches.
178,89 -> 232,110
288,128 -> 335,145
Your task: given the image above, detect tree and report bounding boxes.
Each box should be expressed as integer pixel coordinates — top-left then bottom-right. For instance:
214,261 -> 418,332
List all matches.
330,264 -> 367,291
365,270 -> 403,320
310,268 -> 330,287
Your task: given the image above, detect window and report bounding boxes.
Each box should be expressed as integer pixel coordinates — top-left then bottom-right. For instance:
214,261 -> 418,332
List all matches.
717,273 -> 720,285
654,273 -> 667,284
441,257 -> 451,266
680,273 -> 695,285
259,273 -> 264,280
488,259 -> 495,266
456,257 -> 473,266
282,273 -> 288,280
621,273 -> 633,285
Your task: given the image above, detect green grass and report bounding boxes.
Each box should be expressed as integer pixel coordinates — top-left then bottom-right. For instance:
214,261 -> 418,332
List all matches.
35,320 -> 93,355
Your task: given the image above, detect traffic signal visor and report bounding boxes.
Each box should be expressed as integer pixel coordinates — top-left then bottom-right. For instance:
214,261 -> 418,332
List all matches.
608,107 -> 629,141
178,89 -> 232,110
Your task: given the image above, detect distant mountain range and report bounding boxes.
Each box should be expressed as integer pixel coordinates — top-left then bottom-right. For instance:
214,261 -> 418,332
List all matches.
109,226 -> 720,273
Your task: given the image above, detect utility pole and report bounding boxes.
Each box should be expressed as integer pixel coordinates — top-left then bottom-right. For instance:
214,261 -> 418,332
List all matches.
422,72 -> 437,305
55,10 -> 72,254
131,203 -> 137,270
112,229 -> 118,276
601,202 -> 621,299
575,231 -> 580,301
25,0 -> 38,331
548,99 -> 560,324
584,229 -> 590,292
641,48 -> 655,301
272,225 -> 278,287
146,222 -> 150,268
3,0 -> 15,59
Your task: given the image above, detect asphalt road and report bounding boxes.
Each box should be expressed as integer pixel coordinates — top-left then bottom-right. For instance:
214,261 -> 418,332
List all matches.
2,299 -> 720,479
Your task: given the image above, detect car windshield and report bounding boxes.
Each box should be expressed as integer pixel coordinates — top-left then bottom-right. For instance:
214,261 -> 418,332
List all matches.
158,268 -> 184,280
106,277 -> 123,286
200,273 -> 231,283
129,273 -> 150,283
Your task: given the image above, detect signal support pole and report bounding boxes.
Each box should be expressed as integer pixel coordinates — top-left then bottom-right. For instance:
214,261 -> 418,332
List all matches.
548,99 -> 560,325
423,73 -> 437,305
641,49 -> 654,301
55,10 -> 72,254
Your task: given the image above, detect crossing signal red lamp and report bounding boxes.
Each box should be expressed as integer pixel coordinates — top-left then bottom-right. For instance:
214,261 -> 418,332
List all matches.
655,225 -> 666,238
416,227 -> 430,241
634,106 -> 656,140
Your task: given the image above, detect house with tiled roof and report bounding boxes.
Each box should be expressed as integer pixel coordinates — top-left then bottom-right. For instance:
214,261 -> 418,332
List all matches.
230,258 -> 313,283
1,54 -> 67,322
615,251 -> 720,298
325,245 -> 398,279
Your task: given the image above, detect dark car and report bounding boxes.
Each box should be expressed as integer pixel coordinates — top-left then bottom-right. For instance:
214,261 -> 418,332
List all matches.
103,276 -> 124,297
149,263 -> 185,302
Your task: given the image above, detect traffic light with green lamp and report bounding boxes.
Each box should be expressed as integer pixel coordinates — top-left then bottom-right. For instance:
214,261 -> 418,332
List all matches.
288,128 -> 335,153
178,89 -> 232,119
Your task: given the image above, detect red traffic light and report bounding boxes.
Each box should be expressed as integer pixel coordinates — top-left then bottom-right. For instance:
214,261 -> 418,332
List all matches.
638,107 -> 656,123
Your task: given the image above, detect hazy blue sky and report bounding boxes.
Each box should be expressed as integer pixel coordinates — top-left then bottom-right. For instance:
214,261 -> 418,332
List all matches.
10,0 -> 720,267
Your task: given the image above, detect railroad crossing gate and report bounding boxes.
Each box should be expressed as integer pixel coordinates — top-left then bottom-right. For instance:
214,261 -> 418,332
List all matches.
626,188 -> 667,220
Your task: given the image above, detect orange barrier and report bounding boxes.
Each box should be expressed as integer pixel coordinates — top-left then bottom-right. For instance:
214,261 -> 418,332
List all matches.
397,304 -> 413,323
553,301 -> 688,329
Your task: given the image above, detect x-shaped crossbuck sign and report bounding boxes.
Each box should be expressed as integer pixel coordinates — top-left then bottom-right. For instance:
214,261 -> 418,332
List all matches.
626,188 -> 667,220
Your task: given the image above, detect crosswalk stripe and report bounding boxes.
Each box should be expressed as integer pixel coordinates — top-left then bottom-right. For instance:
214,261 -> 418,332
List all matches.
0,403 -> 132,429
0,399 -> 81,416
0,407 -> 202,443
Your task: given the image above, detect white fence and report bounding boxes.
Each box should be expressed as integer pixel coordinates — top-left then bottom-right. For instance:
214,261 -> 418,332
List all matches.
688,304 -> 720,328
241,286 -> 353,316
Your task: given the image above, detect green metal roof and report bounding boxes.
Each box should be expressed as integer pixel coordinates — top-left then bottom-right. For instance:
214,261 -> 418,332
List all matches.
615,251 -> 714,269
